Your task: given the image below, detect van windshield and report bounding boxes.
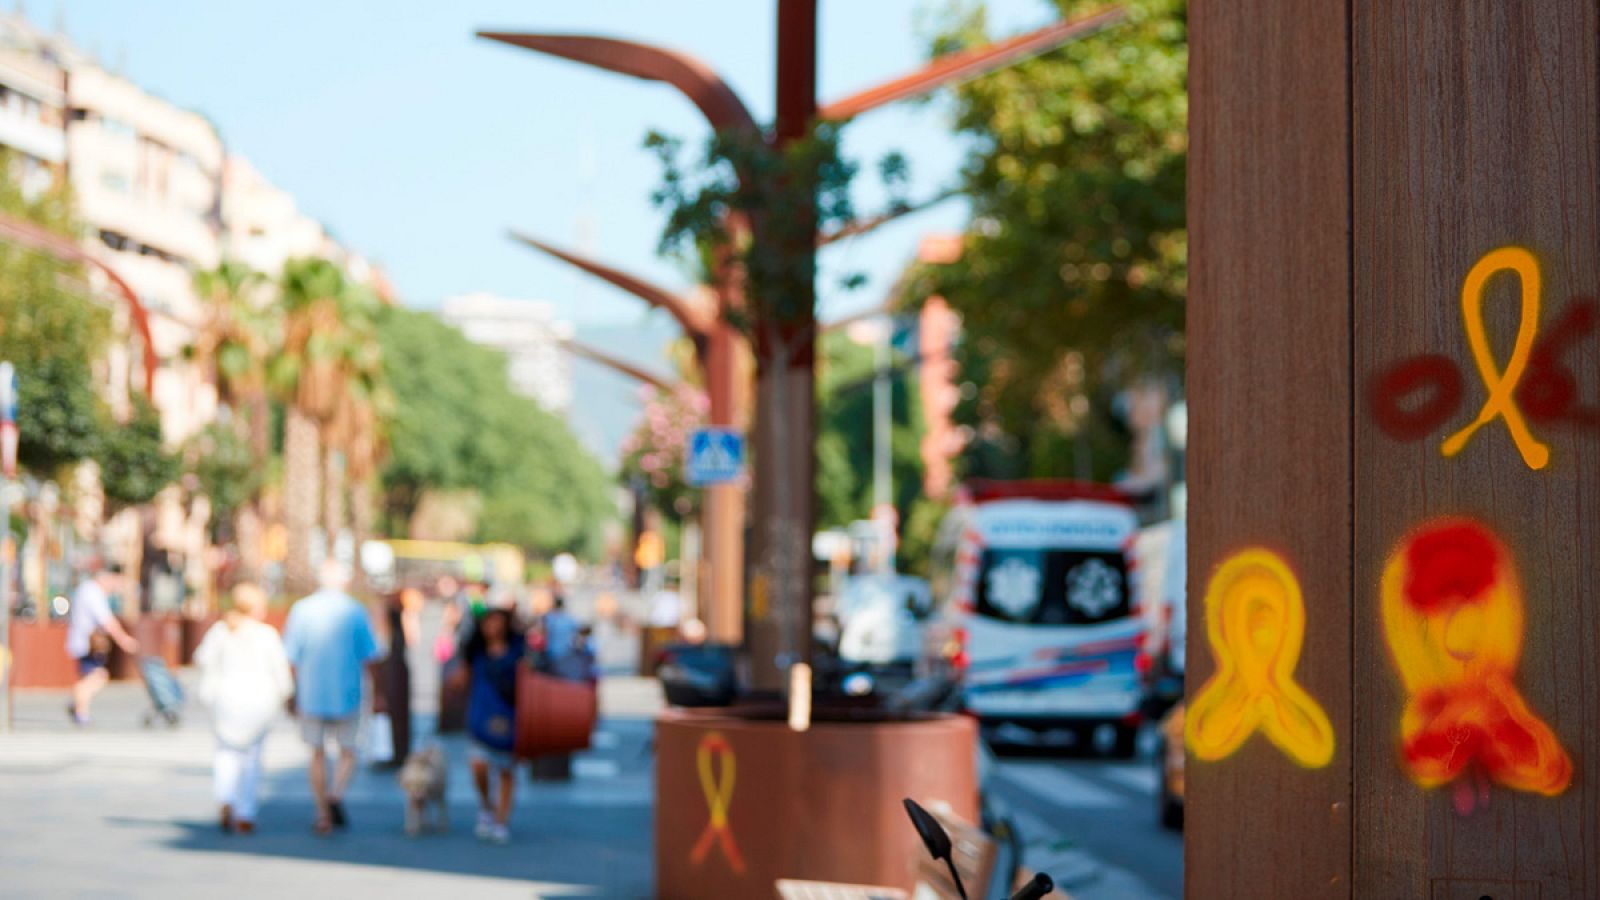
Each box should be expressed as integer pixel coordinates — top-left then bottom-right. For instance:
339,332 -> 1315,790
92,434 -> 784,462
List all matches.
975,548 -> 1129,625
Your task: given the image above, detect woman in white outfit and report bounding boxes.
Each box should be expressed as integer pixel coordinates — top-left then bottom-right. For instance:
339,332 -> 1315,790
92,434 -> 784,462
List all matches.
194,583 -> 294,834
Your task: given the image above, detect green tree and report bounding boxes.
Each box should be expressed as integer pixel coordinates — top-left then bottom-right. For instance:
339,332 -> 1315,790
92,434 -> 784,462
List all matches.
814,328 -> 925,532
918,0 -> 1187,479
16,357 -> 103,475
0,163 -> 110,475
185,419 -> 259,533
98,395 -> 180,510
375,306 -> 613,556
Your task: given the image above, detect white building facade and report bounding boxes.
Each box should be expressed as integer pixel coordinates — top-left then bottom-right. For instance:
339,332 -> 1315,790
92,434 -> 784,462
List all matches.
440,292 -> 575,413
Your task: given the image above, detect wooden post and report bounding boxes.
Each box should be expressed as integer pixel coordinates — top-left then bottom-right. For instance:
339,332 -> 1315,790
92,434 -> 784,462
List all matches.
1191,0 -> 1599,896
746,0 -> 819,691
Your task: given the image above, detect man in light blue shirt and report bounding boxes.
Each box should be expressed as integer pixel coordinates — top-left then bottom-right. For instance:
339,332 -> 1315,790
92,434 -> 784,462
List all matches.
284,560 -> 380,834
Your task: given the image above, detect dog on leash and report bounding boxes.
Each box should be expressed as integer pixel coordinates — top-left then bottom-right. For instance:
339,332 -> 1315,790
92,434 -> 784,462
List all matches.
398,744 -> 449,836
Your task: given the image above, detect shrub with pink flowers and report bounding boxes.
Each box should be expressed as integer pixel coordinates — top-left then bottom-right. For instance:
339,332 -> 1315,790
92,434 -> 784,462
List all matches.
618,384 -> 708,519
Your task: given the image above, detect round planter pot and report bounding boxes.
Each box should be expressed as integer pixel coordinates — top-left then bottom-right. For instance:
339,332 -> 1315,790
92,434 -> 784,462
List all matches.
654,706 -> 978,899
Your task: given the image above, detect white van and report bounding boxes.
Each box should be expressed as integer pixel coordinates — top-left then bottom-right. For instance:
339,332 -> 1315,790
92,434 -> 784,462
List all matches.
925,481 -> 1147,755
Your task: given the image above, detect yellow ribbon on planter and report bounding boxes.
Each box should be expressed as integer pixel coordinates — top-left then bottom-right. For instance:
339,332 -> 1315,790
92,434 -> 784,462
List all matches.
689,730 -> 745,873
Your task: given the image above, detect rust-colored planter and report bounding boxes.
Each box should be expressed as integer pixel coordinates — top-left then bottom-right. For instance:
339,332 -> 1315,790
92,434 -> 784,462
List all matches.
10,619 -> 76,688
135,614 -> 183,669
180,615 -> 219,665
654,707 -> 978,899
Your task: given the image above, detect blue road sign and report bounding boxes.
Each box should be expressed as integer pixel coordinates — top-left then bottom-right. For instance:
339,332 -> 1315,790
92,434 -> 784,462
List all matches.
687,428 -> 745,486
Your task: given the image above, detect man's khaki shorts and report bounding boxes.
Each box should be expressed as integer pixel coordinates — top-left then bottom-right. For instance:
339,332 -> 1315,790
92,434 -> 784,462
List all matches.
299,715 -> 360,754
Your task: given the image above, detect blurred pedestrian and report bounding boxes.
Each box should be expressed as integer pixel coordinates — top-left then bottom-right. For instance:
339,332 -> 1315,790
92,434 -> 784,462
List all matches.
454,606 -> 522,844
399,586 -> 423,649
283,560 -> 381,835
542,592 -> 580,661
647,578 -> 683,629
434,586 -> 468,734
194,583 -> 292,835
66,560 -> 138,726
375,588 -> 416,766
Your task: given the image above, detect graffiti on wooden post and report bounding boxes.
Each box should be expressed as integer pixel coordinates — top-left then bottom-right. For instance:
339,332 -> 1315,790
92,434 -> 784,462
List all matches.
1186,548 -> 1334,768
1380,518 -> 1571,815
1367,246 -> 1600,468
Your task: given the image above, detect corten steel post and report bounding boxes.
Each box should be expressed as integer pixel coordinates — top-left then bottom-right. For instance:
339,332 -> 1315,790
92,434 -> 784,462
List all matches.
0,212 -> 158,396
509,229 -> 749,643
1189,0 -> 1600,896
560,337 -> 677,393
481,4 -> 1125,686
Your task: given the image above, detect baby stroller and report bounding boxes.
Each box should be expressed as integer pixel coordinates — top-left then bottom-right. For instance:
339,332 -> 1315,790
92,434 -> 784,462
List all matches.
138,655 -> 184,727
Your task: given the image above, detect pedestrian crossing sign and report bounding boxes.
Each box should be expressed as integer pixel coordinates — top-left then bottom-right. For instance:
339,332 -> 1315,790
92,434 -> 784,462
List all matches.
687,428 -> 745,486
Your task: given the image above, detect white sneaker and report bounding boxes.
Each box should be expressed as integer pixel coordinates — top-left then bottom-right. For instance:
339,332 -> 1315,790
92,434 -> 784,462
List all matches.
474,811 -> 495,840
488,823 -> 510,845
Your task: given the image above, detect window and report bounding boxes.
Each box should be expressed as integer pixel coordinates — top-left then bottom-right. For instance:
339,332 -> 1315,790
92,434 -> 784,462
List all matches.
975,548 -> 1129,625
100,171 -> 130,194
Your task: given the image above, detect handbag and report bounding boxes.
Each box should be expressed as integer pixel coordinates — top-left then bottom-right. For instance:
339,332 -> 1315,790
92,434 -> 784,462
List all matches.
513,665 -> 597,759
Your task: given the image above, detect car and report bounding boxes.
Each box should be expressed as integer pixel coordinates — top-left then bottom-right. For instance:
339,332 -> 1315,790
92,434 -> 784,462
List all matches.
833,574 -> 932,694
1134,518 -> 1186,722
1157,702 -> 1185,830
923,480 -> 1148,757
656,642 -> 738,708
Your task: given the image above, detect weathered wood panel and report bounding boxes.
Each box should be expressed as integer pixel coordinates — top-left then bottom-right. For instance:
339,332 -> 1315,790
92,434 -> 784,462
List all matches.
1352,1 -> 1600,897
1187,0 -> 1353,895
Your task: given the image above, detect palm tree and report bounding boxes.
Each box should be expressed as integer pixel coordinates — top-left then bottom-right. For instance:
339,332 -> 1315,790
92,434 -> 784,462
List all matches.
271,258 -> 350,595
270,258 -> 390,595
192,261 -> 278,581
324,324 -> 390,592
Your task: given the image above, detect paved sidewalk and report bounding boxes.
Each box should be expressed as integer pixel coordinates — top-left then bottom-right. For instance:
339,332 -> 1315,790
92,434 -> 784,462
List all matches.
0,675 -> 662,899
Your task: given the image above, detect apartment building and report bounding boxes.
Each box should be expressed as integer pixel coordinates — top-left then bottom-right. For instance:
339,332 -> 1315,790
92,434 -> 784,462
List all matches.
441,292 -> 576,413
66,60 -> 226,444
220,154 -> 333,278
0,12 -> 391,439
0,21 -> 64,197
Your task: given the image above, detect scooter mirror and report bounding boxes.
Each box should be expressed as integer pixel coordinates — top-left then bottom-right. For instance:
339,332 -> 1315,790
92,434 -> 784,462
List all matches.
902,798 -> 952,861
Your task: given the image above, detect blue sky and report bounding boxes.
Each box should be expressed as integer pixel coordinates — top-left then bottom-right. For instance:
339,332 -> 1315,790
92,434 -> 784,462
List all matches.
38,0 -> 1048,327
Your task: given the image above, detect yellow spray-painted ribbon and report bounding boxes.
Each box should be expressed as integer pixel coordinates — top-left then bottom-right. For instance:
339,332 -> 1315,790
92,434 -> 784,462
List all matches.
689,731 -> 745,873
1440,246 -> 1549,470
1186,548 -> 1334,768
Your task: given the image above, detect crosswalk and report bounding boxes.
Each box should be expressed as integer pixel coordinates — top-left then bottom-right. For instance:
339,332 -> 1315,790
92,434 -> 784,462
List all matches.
987,756 -> 1181,900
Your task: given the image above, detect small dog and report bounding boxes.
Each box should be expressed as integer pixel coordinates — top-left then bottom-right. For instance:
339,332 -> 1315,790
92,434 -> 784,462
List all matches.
398,744 -> 449,836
